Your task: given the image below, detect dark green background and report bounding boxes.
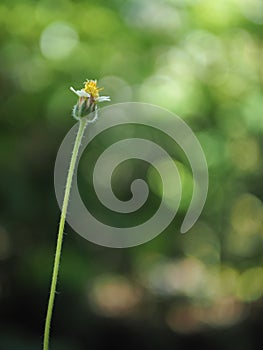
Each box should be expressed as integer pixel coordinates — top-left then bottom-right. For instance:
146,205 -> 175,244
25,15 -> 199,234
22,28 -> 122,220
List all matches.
1,0 -> 263,349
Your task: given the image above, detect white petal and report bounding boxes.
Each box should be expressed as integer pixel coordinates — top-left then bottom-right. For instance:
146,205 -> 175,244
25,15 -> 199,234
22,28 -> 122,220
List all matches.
70,86 -> 90,97
96,96 -> 111,102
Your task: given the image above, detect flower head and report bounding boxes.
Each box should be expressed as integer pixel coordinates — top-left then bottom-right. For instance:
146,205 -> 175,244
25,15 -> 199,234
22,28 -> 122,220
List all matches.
70,79 -> 110,102
84,80 -> 103,99
70,79 -> 110,120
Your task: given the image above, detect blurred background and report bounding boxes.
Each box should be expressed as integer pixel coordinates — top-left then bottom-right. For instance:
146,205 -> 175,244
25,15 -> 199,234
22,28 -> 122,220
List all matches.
1,0 -> 263,349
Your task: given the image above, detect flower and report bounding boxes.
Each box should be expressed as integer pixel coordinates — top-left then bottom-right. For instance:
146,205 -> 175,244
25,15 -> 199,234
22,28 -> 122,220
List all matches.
70,79 -> 110,121
84,80 -> 103,99
70,79 -> 110,102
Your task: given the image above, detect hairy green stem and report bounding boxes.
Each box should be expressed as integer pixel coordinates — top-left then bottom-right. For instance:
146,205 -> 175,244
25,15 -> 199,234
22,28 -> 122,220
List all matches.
43,117 -> 87,350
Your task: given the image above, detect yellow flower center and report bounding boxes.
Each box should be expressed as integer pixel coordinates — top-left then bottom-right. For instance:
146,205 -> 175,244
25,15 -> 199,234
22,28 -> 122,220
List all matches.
84,80 -> 103,99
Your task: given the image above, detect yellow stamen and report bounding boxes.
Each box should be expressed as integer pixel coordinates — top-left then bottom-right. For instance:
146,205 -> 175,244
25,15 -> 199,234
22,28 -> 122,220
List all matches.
84,80 -> 103,99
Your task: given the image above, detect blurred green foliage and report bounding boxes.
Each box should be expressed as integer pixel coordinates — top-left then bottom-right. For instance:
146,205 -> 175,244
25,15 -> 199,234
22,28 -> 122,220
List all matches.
1,0 -> 263,349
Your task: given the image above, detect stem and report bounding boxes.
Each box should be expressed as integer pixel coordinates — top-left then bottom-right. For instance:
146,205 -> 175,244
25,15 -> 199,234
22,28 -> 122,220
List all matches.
43,118 -> 87,350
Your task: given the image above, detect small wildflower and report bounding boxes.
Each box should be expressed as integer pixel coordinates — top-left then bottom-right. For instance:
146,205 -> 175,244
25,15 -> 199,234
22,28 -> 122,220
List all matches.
70,79 -> 110,121
84,80 -> 103,99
